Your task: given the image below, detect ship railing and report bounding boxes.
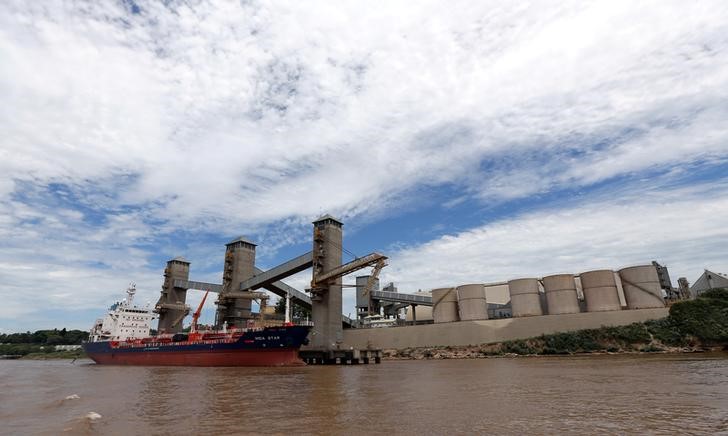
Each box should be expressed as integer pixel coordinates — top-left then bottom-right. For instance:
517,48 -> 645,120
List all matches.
295,320 -> 314,326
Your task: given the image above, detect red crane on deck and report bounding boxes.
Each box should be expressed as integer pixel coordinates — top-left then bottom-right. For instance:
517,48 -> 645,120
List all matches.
189,290 -> 210,339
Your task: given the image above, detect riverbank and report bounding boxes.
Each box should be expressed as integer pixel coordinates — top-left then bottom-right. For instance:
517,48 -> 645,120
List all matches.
20,350 -> 85,360
382,339 -> 724,360
0,346 -> 85,360
384,288 -> 728,360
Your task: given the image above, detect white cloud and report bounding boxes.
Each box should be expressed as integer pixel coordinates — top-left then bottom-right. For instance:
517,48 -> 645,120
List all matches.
1,1 -> 727,227
383,182 -> 728,293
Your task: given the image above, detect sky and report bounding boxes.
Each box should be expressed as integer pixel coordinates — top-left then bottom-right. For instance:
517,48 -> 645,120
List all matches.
1,0 -> 728,333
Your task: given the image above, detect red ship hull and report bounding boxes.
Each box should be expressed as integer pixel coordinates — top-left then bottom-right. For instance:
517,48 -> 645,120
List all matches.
83,325 -> 311,367
87,348 -> 305,367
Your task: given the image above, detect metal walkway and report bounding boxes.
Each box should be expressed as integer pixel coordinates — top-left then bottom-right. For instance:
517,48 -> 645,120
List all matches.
174,275 -> 311,309
370,290 -> 433,306
313,253 -> 387,285
253,267 -> 311,309
238,252 -> 314,291
174,279 -> 223,293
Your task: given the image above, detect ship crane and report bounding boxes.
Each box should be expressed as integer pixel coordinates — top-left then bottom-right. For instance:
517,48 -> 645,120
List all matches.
190,290 -> 210,333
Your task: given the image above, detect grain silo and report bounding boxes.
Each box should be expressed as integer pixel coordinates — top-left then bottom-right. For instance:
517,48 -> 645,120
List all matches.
432,287 -> 459,323
579,269 -> 622,312
507,278 -> 543,317
618,265 -> 666,309
456,284 -> 488,321
542,274 -> 580,314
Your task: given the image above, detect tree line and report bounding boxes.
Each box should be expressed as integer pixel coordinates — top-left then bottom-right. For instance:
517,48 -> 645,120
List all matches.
0,328 -> 89,346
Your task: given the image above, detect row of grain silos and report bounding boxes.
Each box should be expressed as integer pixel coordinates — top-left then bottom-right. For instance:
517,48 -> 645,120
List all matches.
432,264 -> 666,323
507,265 -> 666,318
432,285 -> 490,323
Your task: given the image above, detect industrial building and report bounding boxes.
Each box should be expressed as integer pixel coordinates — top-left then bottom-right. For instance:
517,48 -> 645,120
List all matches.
152,214 -> 681,360
691,269 -> 728,297
368,265 -> 666,325
346,263 -> 676,350
154,215 -> 387,363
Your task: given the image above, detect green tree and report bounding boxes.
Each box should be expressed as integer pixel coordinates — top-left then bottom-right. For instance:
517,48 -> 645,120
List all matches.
274,297 -> 311,319
45,334 -> 65,346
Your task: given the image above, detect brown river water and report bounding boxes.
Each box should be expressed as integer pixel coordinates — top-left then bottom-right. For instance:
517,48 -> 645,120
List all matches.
1,353 -> 727,435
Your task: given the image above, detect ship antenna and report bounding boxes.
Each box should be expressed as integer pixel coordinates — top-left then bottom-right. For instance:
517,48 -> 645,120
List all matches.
127,283 -> 136,305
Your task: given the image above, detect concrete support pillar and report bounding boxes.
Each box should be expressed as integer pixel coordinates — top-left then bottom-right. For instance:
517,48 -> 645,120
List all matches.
156,257 -> 190,333
310,215 -> 343,350
215,237 -> 256,328
411,304 -> 417,326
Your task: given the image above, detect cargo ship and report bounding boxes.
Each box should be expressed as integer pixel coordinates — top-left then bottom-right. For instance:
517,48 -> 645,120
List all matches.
83,285 -> 311,366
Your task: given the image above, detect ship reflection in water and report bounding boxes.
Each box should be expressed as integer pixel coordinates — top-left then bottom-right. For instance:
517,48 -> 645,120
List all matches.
2,353 -> 727,435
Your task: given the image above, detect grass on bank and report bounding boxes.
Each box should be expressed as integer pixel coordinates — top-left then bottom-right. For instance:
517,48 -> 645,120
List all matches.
21,349 -> 86,360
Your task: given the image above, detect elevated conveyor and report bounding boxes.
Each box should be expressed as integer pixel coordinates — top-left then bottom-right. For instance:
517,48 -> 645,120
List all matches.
371,290 -> 433,306
253,267 -> 312,309
174,280 -> 223,293
238,252 -> 314,291
175,276 -> 311,309
313,253 -> 387,287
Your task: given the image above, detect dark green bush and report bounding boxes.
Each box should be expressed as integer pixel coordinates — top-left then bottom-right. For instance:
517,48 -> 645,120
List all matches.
644,317 -> 687,346
540,330 -> 601,354
501,339 -> 537,355
699,288 -> 728,300
0,343 -> 44,356
669,288 -> 728,343
598,323 -> 652,344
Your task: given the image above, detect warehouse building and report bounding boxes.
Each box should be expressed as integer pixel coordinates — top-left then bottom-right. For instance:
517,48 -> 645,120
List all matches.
691,269 -> 728,297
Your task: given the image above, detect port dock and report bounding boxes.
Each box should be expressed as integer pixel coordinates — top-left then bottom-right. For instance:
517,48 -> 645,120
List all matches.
155,214 -> 387,365
153,213 -> 679,364
299,349 -> 382,365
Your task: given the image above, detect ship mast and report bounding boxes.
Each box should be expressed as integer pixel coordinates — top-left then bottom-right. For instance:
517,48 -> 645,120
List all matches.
126,283 -> 136,305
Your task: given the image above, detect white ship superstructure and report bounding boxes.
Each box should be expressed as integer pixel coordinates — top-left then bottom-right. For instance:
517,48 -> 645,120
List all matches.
89,284 -> 158,342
